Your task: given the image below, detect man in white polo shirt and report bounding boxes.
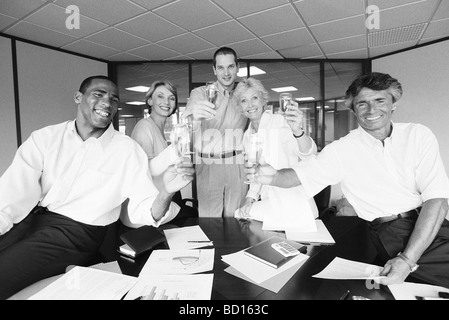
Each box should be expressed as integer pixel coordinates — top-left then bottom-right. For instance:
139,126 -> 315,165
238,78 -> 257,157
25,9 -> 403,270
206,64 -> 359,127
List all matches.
245,72 -> 449,288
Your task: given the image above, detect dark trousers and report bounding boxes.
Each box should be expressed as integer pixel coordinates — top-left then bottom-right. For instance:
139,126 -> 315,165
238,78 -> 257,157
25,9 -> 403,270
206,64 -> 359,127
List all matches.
368,212 -> 449,288
0,207 -> 107,299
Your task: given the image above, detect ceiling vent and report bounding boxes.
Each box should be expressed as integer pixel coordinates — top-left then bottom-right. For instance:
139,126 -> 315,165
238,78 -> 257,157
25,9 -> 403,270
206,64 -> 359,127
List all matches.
368,23 -> 427,47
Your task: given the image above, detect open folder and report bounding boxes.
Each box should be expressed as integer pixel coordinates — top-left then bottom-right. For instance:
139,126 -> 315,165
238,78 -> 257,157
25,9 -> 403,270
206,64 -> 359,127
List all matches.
285,219 -> 335,245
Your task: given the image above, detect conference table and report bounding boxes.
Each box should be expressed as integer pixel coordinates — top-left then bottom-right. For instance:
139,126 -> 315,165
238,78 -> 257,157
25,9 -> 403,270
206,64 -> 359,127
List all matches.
116,216 -> 396,300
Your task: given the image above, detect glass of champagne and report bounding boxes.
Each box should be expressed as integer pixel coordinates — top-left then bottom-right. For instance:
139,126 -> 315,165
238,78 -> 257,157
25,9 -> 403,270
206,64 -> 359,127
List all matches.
279,92 -> 292,114
205,81 -> 218,107
170,123 -> 193,158
244,131 -> 263,184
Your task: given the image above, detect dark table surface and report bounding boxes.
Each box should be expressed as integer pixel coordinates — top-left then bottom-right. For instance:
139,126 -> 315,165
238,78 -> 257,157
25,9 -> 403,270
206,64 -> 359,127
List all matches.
115,216 -> 396,300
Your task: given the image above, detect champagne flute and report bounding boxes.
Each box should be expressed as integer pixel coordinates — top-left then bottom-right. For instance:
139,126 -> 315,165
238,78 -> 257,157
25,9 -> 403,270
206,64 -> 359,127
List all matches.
170,123 -> 193,158
279,92 -> 292,114
244,131 -> 263,184
205,81 -> 218,106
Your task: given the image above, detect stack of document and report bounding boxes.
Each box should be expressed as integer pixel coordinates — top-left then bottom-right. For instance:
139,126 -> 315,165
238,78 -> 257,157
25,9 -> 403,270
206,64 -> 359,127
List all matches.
285,219 -> 335,245
222,240 -> 309,293
131,225 -> 215,300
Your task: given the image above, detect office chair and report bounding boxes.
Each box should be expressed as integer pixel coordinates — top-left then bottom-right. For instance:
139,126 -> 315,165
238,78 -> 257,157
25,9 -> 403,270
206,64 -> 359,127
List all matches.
313,185 -> 333,218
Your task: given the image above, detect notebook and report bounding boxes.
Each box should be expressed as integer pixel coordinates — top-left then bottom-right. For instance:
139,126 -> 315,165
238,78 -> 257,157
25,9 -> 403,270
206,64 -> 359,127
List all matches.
119,226 -> 166,258
243,236 -> 307,269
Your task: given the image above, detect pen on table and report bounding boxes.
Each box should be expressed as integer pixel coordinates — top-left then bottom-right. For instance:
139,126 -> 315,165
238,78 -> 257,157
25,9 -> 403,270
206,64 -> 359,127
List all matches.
187,240 -> 212,243
340,290 -> 350,300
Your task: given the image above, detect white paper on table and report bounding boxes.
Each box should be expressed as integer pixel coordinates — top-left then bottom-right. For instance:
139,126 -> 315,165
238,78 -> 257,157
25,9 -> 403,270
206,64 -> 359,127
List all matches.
28,266 -> 137,300
285,219 -> 335,245
139,249 -> 215,276
124,274 -> 214,300
89,261 -> 122,274
221,250 -> 309,284
388,282 -> 449,300
163,225 -> 213,249
261,186 -> 317,232
312,257 -> 385,280
224,254 -> 307,293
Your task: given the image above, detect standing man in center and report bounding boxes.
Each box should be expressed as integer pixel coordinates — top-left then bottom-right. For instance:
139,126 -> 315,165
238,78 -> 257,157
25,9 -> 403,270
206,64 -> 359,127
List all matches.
182,47 -> 249,217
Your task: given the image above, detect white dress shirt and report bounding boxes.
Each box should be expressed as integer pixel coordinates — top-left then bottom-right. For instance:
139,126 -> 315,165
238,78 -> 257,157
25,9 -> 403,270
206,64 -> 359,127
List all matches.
293,122 -> 449,221
0,120 -> 179,235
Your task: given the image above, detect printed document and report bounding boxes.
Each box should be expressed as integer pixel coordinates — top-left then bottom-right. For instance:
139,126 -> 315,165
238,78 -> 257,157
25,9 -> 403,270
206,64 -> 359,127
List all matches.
164,225 -> 213,249
139,249 -> 215,275
388,282 -> 449,300
312,257 -> 385,280
285,219 -> 335,245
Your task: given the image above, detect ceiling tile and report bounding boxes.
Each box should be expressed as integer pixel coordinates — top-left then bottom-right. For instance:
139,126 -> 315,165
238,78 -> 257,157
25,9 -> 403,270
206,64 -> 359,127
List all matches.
25,3 -> 108,38
320,35 -> 367,55
433,0 -> 449,20
116,11 -> 185,42
213,0 -> 288,18
367,0 -> 425,10
0,13 -> 17,30
54,0 -> 146,25
309,15 -> 366,42
227,39 -> 272,58
194,20 -> 254,46
0,0 -> 47,18
62,39 -> 120,59
154,0 -> 230,31
261,28 -> 314,51
240,51 -> 284,59
186,48 -> 217,60
157,33 -> 215,55
85,27 -> 150,51
294,0 -> 365,26
128,43 -> 180,60
279,43 -> 324,59
130,0 -> 177,11
422,19 -> 449,40
238,5 -> 304,37
375,0 -> 439,30
6,21 -> 78,48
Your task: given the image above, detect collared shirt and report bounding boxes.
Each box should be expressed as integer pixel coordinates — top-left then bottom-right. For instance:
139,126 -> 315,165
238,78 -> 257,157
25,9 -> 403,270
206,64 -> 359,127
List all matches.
293,122 -> 449,221
186,81 -> 248,154
0,120 -> 179,235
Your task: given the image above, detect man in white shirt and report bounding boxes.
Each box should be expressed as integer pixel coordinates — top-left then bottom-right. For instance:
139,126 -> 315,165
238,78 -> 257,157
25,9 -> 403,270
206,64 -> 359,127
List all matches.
245,72 -> 449,288
0,75 -> 194,299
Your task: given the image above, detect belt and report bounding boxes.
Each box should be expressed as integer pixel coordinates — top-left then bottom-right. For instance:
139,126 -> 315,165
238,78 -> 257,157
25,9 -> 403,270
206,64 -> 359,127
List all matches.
370,208 -> 420,226
199,150 -> 242,159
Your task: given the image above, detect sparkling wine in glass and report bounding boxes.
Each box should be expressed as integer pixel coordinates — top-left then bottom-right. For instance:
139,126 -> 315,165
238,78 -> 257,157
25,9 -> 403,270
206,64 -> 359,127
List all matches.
170,123 -> 193,158
244,131 -> 263,184
279,92 -> 292,114
205,81 -> 218,106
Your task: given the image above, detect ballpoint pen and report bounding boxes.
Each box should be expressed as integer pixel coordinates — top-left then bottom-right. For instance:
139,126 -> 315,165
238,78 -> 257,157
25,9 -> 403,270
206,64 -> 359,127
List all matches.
340,290 -> 350,300
187,240 -> 212,243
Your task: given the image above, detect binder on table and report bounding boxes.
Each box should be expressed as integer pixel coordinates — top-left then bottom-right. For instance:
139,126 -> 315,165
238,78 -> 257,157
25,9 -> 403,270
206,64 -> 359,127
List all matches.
243,236 -> 306,269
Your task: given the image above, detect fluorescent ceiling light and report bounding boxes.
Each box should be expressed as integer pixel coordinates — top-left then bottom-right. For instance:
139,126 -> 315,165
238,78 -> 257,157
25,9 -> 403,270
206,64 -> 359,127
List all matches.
126,101 -> 146,105
120,115 -> 136,118
237,66 -> 266,77
125,86 -> 149,92
295,97 -> 315,101
271,86 -> 298,93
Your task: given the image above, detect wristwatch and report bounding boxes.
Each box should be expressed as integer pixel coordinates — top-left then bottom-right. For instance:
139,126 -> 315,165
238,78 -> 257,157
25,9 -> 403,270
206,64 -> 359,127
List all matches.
397,252 -> 419,272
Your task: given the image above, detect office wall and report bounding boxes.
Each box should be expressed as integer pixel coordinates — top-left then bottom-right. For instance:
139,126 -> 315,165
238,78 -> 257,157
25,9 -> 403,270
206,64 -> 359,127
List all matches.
372,40 -> 449,172
16,41 -> 108,142
0,37 -> 17,174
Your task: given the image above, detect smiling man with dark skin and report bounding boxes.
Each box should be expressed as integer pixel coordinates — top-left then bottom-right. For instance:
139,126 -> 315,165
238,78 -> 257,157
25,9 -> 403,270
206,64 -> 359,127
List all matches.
0,75 -> 194,299
245,72 -> 449,288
